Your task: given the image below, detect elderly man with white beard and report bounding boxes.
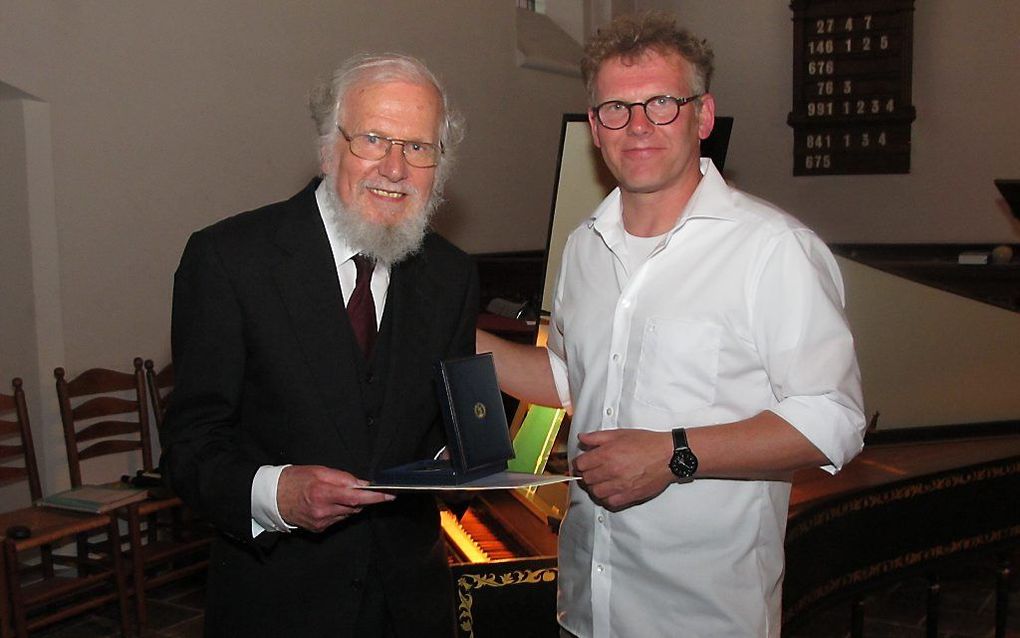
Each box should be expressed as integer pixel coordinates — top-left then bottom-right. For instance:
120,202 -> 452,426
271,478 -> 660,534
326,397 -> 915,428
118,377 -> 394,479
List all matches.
160,53 -> 476,638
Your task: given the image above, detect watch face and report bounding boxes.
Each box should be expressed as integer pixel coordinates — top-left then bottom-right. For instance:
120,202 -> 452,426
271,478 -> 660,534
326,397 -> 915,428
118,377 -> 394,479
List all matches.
669,448 -> 699,478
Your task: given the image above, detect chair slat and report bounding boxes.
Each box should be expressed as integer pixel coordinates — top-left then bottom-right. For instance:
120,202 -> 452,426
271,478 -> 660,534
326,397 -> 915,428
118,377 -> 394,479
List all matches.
71,396 -> 139,421
0,377 -> 41,503
78,439 -> 142,461
0,418 -> 21,436
76,420 -> 141,442
65,368 -> 137,397
0,443 -> 26,460
0,465 -> 28,482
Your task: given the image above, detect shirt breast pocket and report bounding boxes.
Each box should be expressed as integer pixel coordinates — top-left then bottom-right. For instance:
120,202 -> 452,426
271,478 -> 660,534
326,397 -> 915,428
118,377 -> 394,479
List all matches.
634,317 -> 720,414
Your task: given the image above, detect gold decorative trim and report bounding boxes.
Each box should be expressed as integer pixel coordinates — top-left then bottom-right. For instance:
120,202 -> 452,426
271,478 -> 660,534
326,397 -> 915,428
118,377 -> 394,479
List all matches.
456,567 -> 558,637
787,524 -> 1020,617
788,459 -> 1019,542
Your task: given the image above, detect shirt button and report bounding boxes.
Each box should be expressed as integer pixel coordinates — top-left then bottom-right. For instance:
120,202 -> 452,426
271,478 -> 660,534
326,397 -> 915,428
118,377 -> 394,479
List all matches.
605,407 -> 613,416
366,373 -> 375,384
351,578 -> 364,590
596,564 -> 604,573
611,353 -> 620,362
366,416 -> 376,427
597,515 -> 605,524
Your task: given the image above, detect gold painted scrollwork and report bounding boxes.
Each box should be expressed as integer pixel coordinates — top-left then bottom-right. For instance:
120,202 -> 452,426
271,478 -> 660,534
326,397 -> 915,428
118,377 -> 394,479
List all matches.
456,567 -> 558,637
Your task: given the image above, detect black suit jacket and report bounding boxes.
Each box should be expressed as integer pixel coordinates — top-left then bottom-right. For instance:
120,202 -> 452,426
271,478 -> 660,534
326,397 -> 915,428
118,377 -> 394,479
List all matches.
160,181 -> 477,637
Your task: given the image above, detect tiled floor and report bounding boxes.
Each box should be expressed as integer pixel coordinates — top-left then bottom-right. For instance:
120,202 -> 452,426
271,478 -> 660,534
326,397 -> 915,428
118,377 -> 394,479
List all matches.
28,574 -> 206,638
23,550 -> 1020,637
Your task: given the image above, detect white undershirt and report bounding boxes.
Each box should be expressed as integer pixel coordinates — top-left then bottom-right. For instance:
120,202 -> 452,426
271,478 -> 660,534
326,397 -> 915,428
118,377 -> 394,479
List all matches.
623,230 -> 667,274
249,181 -> 390,537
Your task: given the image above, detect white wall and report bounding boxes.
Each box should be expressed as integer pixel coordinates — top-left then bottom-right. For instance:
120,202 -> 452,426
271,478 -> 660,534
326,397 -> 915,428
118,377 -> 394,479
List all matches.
0,1 -> 588,495
0,1 -> 587,364
639,0 -> 1020,243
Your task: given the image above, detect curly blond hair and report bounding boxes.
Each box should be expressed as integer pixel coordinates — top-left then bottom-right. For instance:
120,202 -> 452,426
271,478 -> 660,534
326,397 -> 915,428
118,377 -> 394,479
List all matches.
581,11 -> 714,105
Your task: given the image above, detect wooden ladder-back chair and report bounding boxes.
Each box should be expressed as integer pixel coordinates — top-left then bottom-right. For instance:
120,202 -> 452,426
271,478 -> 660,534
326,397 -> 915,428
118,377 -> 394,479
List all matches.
0,378 -> 132,638
142,360 -> 173,431
55,359 -> 154,487
0,379 -> 42,504
55,359 -> 209,632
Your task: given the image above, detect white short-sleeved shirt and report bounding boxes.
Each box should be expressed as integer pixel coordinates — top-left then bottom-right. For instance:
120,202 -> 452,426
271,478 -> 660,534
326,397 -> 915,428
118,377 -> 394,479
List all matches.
547,160 -> 865,638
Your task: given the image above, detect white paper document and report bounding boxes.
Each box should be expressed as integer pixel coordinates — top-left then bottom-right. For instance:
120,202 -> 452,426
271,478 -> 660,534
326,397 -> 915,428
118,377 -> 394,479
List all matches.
357,472 -> 578,492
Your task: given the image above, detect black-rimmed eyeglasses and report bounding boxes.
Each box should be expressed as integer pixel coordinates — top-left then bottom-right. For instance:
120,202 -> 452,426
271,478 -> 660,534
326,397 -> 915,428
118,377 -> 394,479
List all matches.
337,126 -> 442,168
591,94 -> 703,130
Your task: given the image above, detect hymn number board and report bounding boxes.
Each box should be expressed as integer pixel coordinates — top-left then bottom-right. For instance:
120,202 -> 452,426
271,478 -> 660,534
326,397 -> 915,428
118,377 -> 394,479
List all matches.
788,0 -> 915,176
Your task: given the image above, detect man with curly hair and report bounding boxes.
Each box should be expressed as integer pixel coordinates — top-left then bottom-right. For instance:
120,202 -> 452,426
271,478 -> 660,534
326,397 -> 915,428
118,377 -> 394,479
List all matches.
479,12 -> 865,637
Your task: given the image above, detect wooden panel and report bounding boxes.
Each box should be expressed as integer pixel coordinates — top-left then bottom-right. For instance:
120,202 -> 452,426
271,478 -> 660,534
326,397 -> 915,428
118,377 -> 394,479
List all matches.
839,256 -> 1020,428
784,434 -> 1020,628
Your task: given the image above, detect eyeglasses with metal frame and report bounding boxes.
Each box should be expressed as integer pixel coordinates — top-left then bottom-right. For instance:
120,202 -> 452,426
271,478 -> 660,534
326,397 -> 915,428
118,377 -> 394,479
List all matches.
592,94 -> 704,130
337,125 -> 442,168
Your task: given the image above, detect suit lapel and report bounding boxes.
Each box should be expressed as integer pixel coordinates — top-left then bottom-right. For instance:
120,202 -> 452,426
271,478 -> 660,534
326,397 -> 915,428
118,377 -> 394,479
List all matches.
269,185 -> 369,455
370,249 -> 438,466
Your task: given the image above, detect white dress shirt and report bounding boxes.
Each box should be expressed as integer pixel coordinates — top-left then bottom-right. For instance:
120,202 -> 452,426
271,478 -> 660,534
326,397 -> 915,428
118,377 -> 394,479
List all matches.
250,180 -> 390,537
547,160 -> 865,637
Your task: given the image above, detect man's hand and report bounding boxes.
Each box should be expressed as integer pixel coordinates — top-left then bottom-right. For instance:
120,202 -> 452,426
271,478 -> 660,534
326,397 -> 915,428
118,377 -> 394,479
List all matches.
277,465 -> 394,533
573,429 -> 675,511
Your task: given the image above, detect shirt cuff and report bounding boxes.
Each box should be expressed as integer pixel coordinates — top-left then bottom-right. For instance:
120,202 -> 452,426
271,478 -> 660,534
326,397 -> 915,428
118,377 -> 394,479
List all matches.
251,464 -> 297,538
773,395 -> 866,475
546,348 -> 572,411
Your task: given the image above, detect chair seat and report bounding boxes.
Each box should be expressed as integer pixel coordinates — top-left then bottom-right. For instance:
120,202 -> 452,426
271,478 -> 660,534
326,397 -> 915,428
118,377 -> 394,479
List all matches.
2,506 -> 131,637
0,506 -> 112,550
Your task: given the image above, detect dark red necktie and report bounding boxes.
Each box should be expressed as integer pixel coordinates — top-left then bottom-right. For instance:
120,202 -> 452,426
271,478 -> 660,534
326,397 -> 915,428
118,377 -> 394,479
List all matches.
347,254 -> 377,357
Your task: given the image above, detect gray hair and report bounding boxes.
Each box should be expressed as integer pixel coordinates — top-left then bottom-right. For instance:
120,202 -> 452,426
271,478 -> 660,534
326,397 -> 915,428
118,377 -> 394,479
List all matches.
309,53 -> 465,191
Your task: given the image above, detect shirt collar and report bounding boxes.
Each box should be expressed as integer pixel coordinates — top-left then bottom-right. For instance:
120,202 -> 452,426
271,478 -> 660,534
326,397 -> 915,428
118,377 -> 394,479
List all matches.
590,158 -> 738,242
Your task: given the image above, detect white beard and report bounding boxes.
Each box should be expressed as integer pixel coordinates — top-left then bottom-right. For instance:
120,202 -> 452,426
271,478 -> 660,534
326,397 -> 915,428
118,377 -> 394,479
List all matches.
323,178 -> 440,266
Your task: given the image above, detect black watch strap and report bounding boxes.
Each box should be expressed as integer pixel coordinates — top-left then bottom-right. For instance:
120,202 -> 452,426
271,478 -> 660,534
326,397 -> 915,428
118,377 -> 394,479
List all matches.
672,427 -> 690,450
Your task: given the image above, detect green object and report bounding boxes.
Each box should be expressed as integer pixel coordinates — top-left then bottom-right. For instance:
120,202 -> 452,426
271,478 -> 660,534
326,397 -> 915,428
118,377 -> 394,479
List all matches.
507,404 -> 565,474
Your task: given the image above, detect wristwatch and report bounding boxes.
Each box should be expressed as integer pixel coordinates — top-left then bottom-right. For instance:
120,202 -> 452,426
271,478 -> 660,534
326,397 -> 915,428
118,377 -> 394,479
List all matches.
668,427 -> 699,479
